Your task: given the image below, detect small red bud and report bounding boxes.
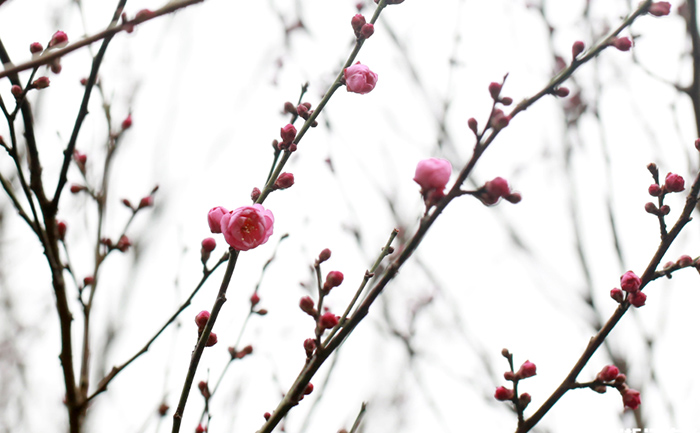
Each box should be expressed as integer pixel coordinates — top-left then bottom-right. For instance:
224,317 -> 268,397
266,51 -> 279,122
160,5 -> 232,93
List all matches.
323,271 -> 344,292
610,288 -> 624,303
360,23 -> 374,39
500,96 -> 513,106
629,291 -> 647,308
280,124 -> 297,144
488,82 -> 502,100
596,365 -> 619,382
274,172 -> 295,190
201,237 -> 216,253
572,40 -> 585,59
468,118 -> 478,135
83,276 -> 95,286
299,296 -> 316,315
304,338 -> 316,357
251,187 -> 261,202
319,312 -> 339,329
30,42 -> 43,54
553,87 -> 570,97
116,235 -> 131,252
648,184 -> 662,196
611,37 -> 632,51
283,101 -> 296,114
138,196 -> 154,209
121,115 -> 132,130
677,255 -> 693,267
264,412 -> 271,421
318,248 -> 331,263
659,205 -> 670,215
205,332 -> 218,347
33,76 -> 50,89
49,31 -> 68,48
195,310 -> 210,329
70,184 -> 85,194
644,202 -> 658,214
304,383 -> 314,395
250,292 -> 261,307
494,386 -> 514,401
57,220 -> 67,240
11,85 -> 22,98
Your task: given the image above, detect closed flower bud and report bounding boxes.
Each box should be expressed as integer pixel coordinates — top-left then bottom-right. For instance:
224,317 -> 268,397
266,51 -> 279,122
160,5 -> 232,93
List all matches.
648,1 -> 671,16
344,62 -> 378,94
488,82 -> 502,100
11,85 -> 22,98
621,387 -> 641,410
283,101 -> 296,114
468,117 -> 478,135
553,87 -> 570,97
250,292 -> 260,307
205,332 -> 218,347
49,31 -> 68,48
274,172 -> 295,190
304,383 -> 314,395
116,235 -> 131,252
195,310 -> 210,330
139,196 -> 154,209
659,205 -> 670,215
494,386 -> 514,401
280,124 -> 297,144
57,220 -> 67,240
299,296 -> 316,315
319,312 -> 339,329
610,288 -> 624,303
121,115 -> 132,130
516,360 -> 537,379
304,338 -> 316,357
611,37 -> 632,51
490,109 -> 510,129
30,42 -> 43,54
620,271 -> 641,293
251,187 -> 261,202
485,177 -> 510,198
83,276 -> 94,286
500,96 -> 513,106
351,14 -> 366,36
677,255 -> 694,267
318,248 -> 331,263
323,271 -> 344,292
207,206 -> 229,234
664,172 -> 685,192
572,40 -> 585,59
518,393 -> 531,408
360,23 -> 374,39
504,192 -> 522,204
644,202 -> 658,214
33,76 -> 50,89
70,184 -> 85,194
198,381 -> 210,399
648,184 -> 662,196
596,365 -> 619,382
503,371 -> 515,381
629,291 -> 647,308
201,237 -> 216,253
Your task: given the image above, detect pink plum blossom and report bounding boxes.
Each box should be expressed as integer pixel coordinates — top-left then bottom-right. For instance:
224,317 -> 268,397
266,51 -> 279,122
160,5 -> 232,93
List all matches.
207,206 -> 229,233
220,204 -> 274,251
344,62 -> 378,94
413,158 -> 451,192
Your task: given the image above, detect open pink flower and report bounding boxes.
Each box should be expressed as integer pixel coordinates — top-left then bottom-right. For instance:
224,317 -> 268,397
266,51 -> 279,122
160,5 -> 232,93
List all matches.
344,62 -> 378,94
220,204 -> 274,251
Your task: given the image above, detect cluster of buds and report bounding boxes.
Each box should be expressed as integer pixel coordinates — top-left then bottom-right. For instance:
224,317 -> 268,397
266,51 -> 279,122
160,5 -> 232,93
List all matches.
487,82 -> 512,130
478,177 -> 521,206
351,14 -> 374,39
645,165 -> 685,217
284,101 -> 319,127
592,365 -> 641,410
610,270 -> 646,307
494,350 -> 535,411
194,310 -> 218,347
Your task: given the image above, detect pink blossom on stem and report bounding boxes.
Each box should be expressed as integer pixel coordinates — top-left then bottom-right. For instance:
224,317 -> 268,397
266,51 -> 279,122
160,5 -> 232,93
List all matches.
344,62 -> 378,94
494,386 -> 514,401
648,1 -> 671,16
596,365 -> 619,382
664,172 -> 685,192
620,271 -> 641,293
207,206 -> 229,233
220,204 -> 274,251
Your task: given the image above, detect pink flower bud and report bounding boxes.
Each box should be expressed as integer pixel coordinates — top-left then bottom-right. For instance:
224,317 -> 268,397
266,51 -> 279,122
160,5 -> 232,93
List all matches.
195,310 -> 210,329
644,202 -> 658,214
344,62 -> 378,94
274,172 -> 295,190
201,237 -> 216,253
30,42 -> 43,54
494,386 -> 514,401
490,109 -> 510,129
553,87 -> 570,97
664,172 -> 685,192
139,196 -> 154,209
360,23 -> 374,39
519,393 -> 531,408
207,206 -> 229,234
198,381 -> 210,399
677,255 -> 693,267
500,97 -> 513,106
504,192 -> 522,204
319,312 -> 339,329
648,1 -> 671,16
503,371 -> 515,381
351,14 -> 366,36
116,235 -> 131,252
195,424 -> 206,433
300,296 -> 316,316
318,248 -> 331,263
611,37 -> 632,51
296,104 -> 309,118
32,76 -> 50,89
516,360 -> 537,379
620,271 -> 641,293
304,338 -> 316,357
83,276 -> 94,286
572,40 -> 585,59
121,115 -> 132,130
70,184 -> 85,194
11,85 -> 22,98
596,365 -> 619,382
610,288 -> 623,303
304,383 -> 314,395
205,332 -> 218,347
251,187 -> 261,202
135,8 -> 155,20
488,82 -> 502,100
220,204 -> 274,251
323,271 -> 344,292
659,204 -> 670,215
468,117 -> 478,135
413,158 -> 451,192
250,292 -> 260,307
73,150 -> 87,166
615,374 -> 627,385
49,31 -> 68,48
280,124 -> 296,144
621,387 -> 641,410
57,220 -> 67,240
695,138 -> 700,152
648,184 -> 662,196
629,291 -> 647,308
485,177 -> 510,198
